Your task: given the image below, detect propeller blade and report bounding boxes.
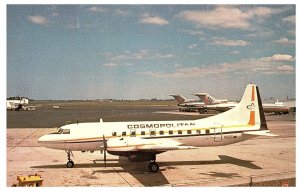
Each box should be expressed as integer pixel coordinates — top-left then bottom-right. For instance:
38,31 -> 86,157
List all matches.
104,148 -> 106,168
103,134 -> 107,149
103,134 -> 107,168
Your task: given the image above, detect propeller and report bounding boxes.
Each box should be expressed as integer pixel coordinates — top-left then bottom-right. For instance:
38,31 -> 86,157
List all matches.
102,134 -> 107,168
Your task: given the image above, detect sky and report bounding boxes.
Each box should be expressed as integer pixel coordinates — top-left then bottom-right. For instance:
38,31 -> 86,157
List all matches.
7,4 -> 296,100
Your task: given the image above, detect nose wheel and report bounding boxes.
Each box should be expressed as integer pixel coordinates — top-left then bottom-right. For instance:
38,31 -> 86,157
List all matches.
65,150 -> 74,168
67,160 -> 74,168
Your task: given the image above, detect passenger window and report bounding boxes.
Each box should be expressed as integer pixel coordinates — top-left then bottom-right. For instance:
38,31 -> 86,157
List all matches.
187,130 -> 192,134
112,132 -> 117,136
178,130 -> 182,134
169,130 -> 173,135
141,131 -> 145,135
130,130 -> 136,137
122,132 -> 126,136
159,131 -> 164,135
205,129 -> 210,134
150,130 -> 156,136
196,130 -> 201,134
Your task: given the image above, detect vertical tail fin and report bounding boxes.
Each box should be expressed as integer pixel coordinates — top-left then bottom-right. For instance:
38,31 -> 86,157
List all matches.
198,84 -> 268,131
228,84 -> 267,130
169,94 -> 187,104
194,93 -> 216,105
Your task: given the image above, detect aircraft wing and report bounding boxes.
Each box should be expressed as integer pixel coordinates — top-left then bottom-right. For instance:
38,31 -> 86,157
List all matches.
106,137 -> 197,152
136,144 -> 197,152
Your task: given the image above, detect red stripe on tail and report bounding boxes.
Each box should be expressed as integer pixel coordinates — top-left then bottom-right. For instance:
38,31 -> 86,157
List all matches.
251,86 -> 255,101
248,111 -> 255,125
249,85 -> 255,125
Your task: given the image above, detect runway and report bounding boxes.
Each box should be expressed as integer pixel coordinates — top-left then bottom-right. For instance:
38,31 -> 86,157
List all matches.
6,103 -> 295,186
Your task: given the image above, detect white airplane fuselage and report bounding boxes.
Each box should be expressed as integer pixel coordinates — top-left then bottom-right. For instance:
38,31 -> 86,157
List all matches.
39,119 -> 257,152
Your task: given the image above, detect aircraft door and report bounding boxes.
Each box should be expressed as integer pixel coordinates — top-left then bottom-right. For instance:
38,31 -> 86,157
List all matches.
212,123 -> 223,142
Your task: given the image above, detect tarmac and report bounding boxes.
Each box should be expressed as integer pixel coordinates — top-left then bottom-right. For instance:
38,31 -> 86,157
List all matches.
6,104 -> 296,187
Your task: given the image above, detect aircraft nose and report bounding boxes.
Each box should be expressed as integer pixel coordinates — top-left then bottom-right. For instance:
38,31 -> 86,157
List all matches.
38,135 -> 48,144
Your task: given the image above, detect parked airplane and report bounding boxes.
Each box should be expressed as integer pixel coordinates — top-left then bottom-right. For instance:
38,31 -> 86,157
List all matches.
38,84 -> 275,173
205,100 -> 289,115
193,93 -> 229,105
6,97 -> 29,111
169,94 -> 205,112
263,101 -> 289,115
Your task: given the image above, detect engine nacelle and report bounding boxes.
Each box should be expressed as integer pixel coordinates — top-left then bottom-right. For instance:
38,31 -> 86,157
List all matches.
128,154 -> 155,162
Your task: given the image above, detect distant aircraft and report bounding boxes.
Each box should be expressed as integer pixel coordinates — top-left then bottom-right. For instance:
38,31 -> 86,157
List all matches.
6,97 -> 29,111
193,93 -> 229,105
39,84 -> 276,173
205,102 -> 238,112
205,100 -> 289,115
169,94 -> 205,112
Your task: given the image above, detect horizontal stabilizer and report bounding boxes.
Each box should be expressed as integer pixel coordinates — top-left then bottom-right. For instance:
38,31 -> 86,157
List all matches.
243,131 -> 278,137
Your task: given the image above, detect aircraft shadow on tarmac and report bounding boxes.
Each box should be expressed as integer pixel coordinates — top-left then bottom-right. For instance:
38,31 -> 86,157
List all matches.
31,155 -> 261,186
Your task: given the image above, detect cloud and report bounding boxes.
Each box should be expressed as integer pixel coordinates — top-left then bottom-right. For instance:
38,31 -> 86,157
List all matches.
140,14 -> 169,26
174,64 -> 182,68
159,54 -> 174,58
182,29 -> 204,36
188,44 -> 198,49
102,49 -> 174,61
140,54 -> 295,78
103,63 -> 118,67
52,12 -> 59,17
282,15 -> 295,24
260,54 -> 294,62
288,29 -> 295,36
88,6 -> 107,13
230,51 -> 240,54
178,6 -> 282,30
211,38 -> 250,46
276,65 -> 294,72
27,15 -> 48,25
246,6 -> 274,17
115,9 -> 129,16
273,38 -> 295,45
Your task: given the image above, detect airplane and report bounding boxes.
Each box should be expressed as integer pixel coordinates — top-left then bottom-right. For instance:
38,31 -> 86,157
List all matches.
205,100 -> 289,115
6,97 -> 29,111
193,93 -> 229,105
262,100 -> 289,115
38,84 -> 276,173
205,102 -> 238,112
169,94 -> 205,112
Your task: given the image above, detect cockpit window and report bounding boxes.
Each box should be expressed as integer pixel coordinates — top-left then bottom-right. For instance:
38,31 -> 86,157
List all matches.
62,129 -> 70,134
52,128 -> 69,135
58,128 -> 63,134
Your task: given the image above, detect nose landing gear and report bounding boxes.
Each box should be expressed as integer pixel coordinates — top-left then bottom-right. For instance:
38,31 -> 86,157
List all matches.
65,150 -> 74,168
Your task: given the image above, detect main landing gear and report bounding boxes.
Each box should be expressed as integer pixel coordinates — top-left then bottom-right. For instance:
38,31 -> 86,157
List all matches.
147,155 -> 159,173
65,150 -> 74,168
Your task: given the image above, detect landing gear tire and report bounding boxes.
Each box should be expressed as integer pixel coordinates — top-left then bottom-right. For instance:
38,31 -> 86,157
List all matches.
148,162 -> 159,173
67,160 -> 74,168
